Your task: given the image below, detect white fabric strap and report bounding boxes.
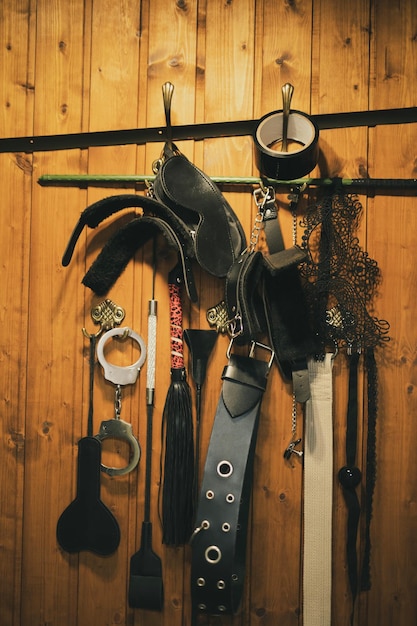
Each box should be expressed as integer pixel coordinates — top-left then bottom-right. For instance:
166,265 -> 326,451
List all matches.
303,353 -> 334,626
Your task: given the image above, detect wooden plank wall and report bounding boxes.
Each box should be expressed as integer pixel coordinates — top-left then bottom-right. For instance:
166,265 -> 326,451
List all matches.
1,0 -> 416,624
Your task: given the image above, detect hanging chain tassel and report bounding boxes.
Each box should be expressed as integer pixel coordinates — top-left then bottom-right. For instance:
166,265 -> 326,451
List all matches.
162,264 -> 194,546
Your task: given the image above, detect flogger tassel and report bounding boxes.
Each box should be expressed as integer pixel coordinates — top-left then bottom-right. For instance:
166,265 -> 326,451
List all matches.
161,263 -> 194,546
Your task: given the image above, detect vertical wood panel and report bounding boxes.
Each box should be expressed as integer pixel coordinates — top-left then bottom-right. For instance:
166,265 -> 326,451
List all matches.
250,3 -> 313,624
366,2 -> 417,624
200,3 -> 256,625
21,0 -> 88,623
0,2 -> 33,624
145,4 -> 200,625
76,2 -> 143,625
311,2 -> 371,625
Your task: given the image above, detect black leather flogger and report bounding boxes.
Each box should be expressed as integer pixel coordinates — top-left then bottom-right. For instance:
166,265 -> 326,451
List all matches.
190,345 -> 273,618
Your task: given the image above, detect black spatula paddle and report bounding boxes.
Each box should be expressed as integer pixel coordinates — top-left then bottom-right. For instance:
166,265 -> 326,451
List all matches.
56,436 -> 120,555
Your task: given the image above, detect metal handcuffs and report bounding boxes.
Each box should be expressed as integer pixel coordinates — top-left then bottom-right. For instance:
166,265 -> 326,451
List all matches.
95,326 -> 146,476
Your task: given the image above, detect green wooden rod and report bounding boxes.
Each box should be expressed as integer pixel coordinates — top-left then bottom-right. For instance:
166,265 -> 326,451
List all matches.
38,174 -> 417,189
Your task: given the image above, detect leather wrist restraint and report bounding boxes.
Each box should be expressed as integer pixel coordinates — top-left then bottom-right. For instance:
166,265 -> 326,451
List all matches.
190,343 -> 273,618
219,186 -> 316,403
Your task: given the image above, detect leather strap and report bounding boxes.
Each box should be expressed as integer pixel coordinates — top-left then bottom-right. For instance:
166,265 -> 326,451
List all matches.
191,348 -> 272,617
224,250 -> 266,344
303,354 -> 334,626
62,193 -> 190,266
82,214 -> 198,302
254,185 -> 313,401
338,351 -> 362,625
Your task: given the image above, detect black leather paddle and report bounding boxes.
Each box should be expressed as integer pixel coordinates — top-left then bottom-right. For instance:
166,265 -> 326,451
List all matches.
56,335 -> 120,556
56,436 -> 120,555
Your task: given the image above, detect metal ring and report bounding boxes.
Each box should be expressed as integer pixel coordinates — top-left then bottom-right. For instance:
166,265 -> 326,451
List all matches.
217,460 -> 233,478
226,493 -> 235,503
206,490 -> 215,500
205,545 -> 222,564
97,327 -> 146,385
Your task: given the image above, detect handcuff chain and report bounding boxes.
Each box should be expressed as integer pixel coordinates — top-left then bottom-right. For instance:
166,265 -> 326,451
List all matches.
114,384 -> 122,420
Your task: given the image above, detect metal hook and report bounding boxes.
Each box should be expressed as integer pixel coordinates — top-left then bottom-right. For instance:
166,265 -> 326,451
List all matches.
82,299 -> 126,339
281,82 -> 294,152
162,81 -> 174,151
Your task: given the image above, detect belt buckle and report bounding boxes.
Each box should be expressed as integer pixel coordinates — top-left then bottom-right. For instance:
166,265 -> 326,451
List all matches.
248,340 -> 275,369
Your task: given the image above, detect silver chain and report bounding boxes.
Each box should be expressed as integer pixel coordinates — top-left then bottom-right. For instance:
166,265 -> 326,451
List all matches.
292,206 -> 298,246
114,384 -> 122,420
291,393 -> 297,437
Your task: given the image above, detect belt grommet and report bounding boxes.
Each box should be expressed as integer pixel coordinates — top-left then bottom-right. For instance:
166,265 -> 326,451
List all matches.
206,489 -> 215,500
198,603 -> 207,611
197,577 -> 206,587
218,605 -> 227,612
232,573 -> 239,581
226,493 -> 235,503
222,522 -> 231,532
205,545 -> 222,564
217,580 -> 226,590
217,460 -> 233,477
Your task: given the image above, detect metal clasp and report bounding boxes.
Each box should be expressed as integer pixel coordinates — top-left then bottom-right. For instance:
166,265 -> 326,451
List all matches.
283,438 -> 303,460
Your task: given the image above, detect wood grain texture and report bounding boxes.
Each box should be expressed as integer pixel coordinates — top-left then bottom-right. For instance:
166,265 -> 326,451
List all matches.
0,2 -> 33,624
0,1 -> 416,625
250,3 -> 313,624
364,1 -> 417,624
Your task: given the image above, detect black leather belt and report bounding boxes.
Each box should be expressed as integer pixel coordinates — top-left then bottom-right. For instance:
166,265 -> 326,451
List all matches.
190,343 -> 273,618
